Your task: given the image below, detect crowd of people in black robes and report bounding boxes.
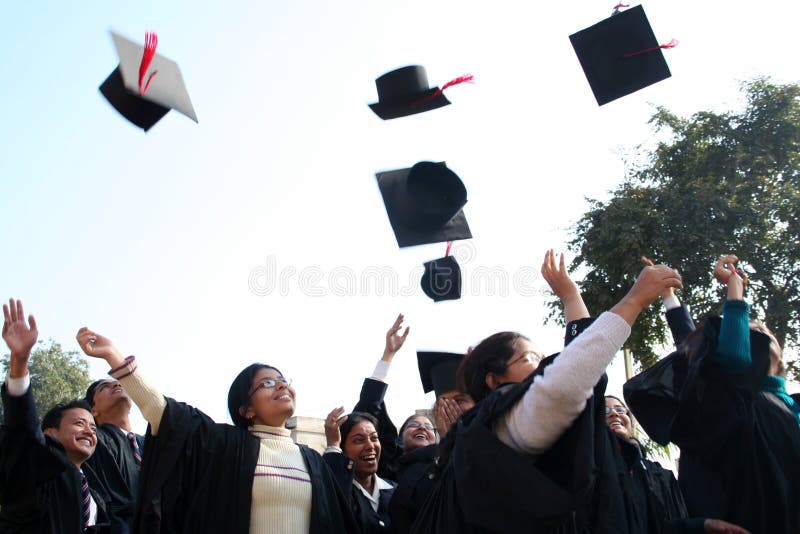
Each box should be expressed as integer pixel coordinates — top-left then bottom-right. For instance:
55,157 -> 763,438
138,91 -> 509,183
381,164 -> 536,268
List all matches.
1,251 -> 799,533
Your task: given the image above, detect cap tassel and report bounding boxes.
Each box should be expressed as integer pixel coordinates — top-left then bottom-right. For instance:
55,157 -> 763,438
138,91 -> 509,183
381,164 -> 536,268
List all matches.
138,32 -> 159,95
623,38 -> 679,58
411,74 -> 474,108
445,241 -> 453,257
611,3 -> 630,15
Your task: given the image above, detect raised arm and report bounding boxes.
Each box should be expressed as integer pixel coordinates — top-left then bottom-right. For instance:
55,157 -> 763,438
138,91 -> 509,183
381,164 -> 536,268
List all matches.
541,249 -> 590,324
712,255 -> 751,373
1,298 -> 43,439
497,264 -> 683,454
76,328 -> 167,435
642,256 -> 695,345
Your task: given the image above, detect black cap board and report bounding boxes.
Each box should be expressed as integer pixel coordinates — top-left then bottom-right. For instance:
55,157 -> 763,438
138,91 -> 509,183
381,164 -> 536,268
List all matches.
100,31 -> 198,131
417,351 -> 465,397
421,255 -> 462,302
369,65 -> 451,120
569,5 -> 672,106
376,161 -> 471,248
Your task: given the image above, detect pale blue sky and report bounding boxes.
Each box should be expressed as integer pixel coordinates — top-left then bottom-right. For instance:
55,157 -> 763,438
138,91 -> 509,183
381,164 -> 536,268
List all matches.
2,1 -> 798,431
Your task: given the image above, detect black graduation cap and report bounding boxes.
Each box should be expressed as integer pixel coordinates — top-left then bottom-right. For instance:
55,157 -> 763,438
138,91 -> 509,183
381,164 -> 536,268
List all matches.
100,31 -> 198,131
569,5 -> 672,106
421,255 -> 462,302
417,351 -> 465,397
376,161 -> 472,248
368,65 -> 451,120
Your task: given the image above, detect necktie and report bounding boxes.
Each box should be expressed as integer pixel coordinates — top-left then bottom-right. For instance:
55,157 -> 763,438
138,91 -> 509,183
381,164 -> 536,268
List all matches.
127,432 -> 142,467
80,471 -> 91,528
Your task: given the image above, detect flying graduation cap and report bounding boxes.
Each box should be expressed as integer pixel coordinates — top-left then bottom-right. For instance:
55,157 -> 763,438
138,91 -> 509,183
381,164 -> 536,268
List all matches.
100,31 -> 198,131
369,65 -> 473,120
375,161 -> 471,248
421,242 -> 462,302
569,5 -> 674,105
417,351 -> 465,397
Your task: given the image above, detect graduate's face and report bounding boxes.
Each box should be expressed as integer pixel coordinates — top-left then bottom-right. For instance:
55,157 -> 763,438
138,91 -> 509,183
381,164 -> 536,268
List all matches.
401,416 -> 436,450
44,408 -> 97,466
604,397 -> 632,439
245,368 -> 296,427
343,421 -> 381,480
91,379 -> 131,420
487,338 -> 544,389
438,390 -> 475,413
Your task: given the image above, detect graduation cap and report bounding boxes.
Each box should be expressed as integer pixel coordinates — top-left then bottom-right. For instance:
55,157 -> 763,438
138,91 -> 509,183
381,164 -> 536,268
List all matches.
369,66 -> 473,120
100,31 -> 198,131
417,351 -> 465,397
376,161 -> 472,248
569,5 -> 673,106
421,254 -> 462,302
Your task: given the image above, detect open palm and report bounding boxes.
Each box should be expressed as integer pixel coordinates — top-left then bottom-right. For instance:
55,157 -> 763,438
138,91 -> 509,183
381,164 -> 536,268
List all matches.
2,299 -> 38,358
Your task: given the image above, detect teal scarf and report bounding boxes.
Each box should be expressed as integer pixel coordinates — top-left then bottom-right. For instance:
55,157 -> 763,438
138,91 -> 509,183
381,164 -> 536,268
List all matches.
762,375 -> 800,424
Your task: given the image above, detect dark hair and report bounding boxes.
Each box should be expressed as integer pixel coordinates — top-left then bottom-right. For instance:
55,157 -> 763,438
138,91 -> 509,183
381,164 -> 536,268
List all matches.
42,399 -> 93,431
340,412 -> 379,444
84,379 -> 109,407
227,363 -> 283,428
458,331 -> 530,403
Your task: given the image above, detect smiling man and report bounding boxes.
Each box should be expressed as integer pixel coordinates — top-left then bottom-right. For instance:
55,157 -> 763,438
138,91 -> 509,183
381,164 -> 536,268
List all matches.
0,298 -> 114,533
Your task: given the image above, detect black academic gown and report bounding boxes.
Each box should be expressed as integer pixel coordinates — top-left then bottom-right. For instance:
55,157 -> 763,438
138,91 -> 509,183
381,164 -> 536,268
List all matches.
386,443 -> 437,534
131,397 -> 358,534
627,317 -> 800,533
323,452 -> 395,533
0,385 -> 113,534
85,425 -> 143,533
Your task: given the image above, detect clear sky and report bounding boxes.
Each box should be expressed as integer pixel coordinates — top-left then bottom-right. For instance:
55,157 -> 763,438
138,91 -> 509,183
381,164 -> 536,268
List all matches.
2,0 -> 798,433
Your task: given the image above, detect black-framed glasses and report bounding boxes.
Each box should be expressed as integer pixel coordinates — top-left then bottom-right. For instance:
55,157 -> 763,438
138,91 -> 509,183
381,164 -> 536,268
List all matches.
249,377 -> 292,396
605,405 -> 629,416
405,421 -> 435,432
507,351 -> 544,368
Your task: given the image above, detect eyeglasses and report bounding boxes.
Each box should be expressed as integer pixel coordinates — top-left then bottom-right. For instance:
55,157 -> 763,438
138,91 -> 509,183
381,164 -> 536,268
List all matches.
249,377 -> 292,396
507,351 -> 544,368
405,421 -> 435,432
605,406 -> 629,416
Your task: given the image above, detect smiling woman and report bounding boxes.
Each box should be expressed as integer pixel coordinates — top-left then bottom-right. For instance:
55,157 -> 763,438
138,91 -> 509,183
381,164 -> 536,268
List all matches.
75,327 -> 358,534
323,410 -> 395,533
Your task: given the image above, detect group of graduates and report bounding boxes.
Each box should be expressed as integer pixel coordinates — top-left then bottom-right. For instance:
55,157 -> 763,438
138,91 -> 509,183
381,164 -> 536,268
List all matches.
1,251 -> 799,533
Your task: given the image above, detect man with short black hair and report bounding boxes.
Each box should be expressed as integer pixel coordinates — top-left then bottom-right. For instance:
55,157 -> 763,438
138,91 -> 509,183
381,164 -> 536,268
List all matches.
84,377 -> 144,532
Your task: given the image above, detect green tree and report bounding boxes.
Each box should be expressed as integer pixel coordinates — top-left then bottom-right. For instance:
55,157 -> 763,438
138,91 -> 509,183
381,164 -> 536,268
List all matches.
1,339 -> 91,424
553,78 -> 800,377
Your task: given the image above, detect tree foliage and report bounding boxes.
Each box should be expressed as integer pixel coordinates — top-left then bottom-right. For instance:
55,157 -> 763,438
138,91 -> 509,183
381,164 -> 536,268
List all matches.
1,339 -> 91,424
554,78 -> 800,377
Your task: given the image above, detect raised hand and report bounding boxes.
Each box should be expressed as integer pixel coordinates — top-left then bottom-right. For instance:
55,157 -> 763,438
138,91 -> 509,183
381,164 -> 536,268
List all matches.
76,327 -> 125,368
382,313 -> 410,361
713,254 -> 744,284
324,406 -> 348,448
434,397 -> 463,438
641,256 -> 676,301
2,298 -> 38,378
612,264 -> 683,326
541,249 -> 589,322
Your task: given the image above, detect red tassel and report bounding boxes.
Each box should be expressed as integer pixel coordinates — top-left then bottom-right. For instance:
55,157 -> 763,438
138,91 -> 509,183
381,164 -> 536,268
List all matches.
623,38 -> 679,58
445,241 -> 453,257
410,73 -> 474,108
612,3 -> 630,12
138,32 -> 158,95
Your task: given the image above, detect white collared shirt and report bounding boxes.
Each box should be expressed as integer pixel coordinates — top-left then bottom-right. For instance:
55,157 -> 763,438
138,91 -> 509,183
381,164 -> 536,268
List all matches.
352,475 -> 393,513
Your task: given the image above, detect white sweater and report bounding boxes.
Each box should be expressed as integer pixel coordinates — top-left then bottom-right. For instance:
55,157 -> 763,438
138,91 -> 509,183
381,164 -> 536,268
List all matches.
495,311 -> 630,455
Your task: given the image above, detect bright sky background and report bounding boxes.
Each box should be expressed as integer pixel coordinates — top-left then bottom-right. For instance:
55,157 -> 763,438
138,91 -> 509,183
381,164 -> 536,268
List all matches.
2,1 -> 799,435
